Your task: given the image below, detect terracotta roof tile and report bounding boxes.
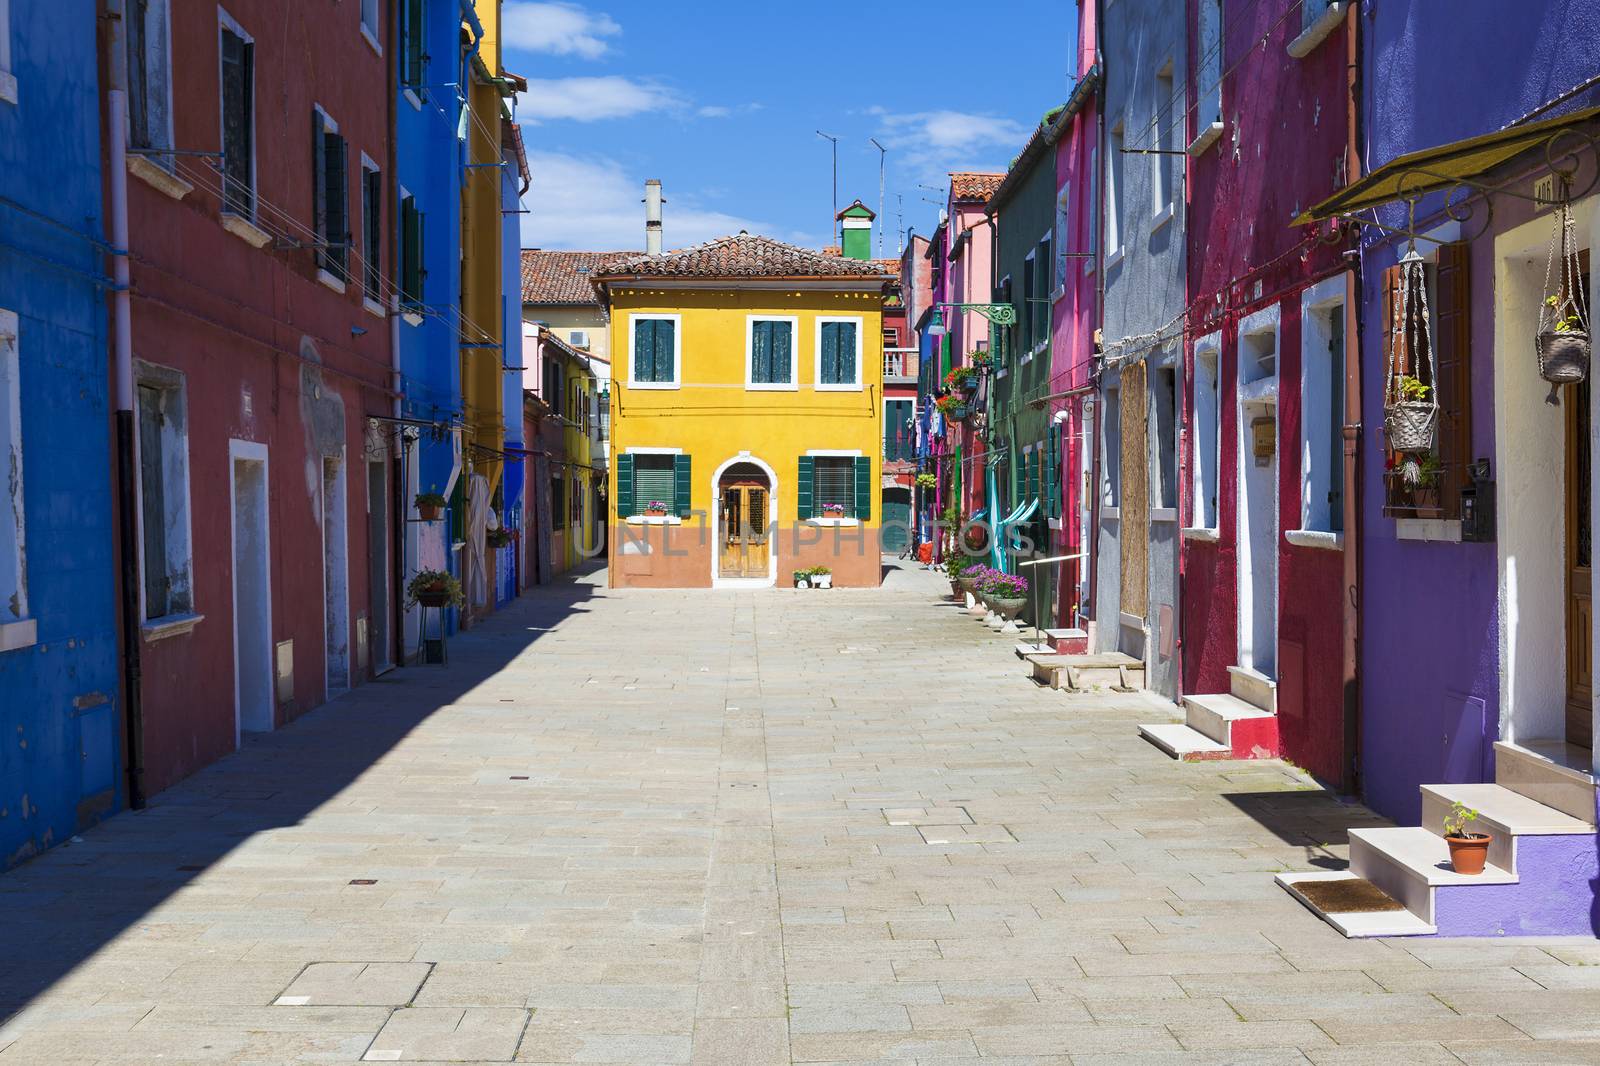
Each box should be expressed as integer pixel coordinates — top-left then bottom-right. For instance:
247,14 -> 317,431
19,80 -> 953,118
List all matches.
521,250 -> 641,305
596,232 -> 892,280
949,172 -> 1005,203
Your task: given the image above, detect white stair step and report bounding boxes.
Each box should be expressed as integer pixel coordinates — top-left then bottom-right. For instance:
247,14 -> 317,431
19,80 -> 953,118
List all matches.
1183,692 -> 1273,746
1421,782 -> 1594,836
1350,826 -> 1516,927
1044,628 -> 1086,641
1014,643 -> 1056,659
1228,665 -> 1277,713
1139,722 -> 1228,760
1494,740 -> 1598,824
1276,871 -> 1437,938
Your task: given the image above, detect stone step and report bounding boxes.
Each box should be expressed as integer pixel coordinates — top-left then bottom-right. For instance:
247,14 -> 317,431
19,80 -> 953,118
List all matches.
1227,665 -> 1277,713
1029,653 -> 1144,692
1046,628 -> 1089,654
1349,826 -> 1518,926
1419,782 -> 1593,875
1494,740 -> 1598,823
1138,722 -> 1229,761
1182,692 -> 1274,747
1275,871 -> 1437,938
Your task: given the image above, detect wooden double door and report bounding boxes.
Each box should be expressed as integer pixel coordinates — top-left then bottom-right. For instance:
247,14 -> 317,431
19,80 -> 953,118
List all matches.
720,481 -> 770,579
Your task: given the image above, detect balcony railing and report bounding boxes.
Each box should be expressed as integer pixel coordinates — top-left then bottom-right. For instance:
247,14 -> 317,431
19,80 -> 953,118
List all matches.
883,348 -> 918,382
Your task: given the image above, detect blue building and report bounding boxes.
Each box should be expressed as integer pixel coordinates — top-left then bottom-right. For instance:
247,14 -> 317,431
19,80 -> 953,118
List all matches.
497,120 -> 528,606
396,0 -> 474,652
0,2 -> 124,866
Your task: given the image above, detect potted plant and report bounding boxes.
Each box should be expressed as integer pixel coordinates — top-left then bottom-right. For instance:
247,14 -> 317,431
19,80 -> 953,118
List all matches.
820,502 -> 846,519
415,490 -> 447,521
980,571 -> 1029,625
808,566 -> 833,589
793,569 -> 810,589
1443,800 -> 1491,875
935,394 -> 970,422
943,365 -> 980,400
1539,292 -> 1590,388
406,568 -> 463,609
643,499 -> 670,518
486,527 -> 513,549
914,472 -> 937,490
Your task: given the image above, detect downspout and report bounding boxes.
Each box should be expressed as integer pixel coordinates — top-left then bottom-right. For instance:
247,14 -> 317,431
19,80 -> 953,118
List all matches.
1089,0 -> 1106,633
106,0 -> 145,811
1340,0 -> 1364,797
388,0 -> 405,670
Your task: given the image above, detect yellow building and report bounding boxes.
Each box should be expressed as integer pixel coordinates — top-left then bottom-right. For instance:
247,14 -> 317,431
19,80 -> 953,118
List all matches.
595,234 -> 892,588
560,351 -> 602,570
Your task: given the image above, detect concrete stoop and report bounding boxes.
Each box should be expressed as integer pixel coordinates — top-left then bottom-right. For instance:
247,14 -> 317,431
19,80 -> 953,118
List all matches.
1139,665 -> 1279,761
1280,741 -> 1600,938
1022,651 -> 1145,693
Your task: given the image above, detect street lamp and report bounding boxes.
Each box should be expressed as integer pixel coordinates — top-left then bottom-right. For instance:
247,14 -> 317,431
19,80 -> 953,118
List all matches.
815,130 -> 839,245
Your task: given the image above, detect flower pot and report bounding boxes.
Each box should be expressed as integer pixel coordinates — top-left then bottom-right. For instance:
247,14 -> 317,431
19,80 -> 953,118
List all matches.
948,579 -> 963,600
1538,329 -> 1590,386
644,508 -> 669,518
1445,832 -> 1492,875
813,574 -> 832,589
417,502 -> 443,521
1384,400 -> 1438,453
990,596 -> 1027,621
948,403 -> 971,421
417,589 -> 451,608
794,575 -> 810,589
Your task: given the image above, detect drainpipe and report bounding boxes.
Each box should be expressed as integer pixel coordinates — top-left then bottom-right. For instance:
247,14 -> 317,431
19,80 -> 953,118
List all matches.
388,1 -> 404,670
106,1 -> 146,811
1339,1 -> 1364,797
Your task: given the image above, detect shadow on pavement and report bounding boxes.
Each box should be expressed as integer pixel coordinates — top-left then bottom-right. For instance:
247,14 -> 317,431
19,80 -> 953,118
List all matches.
1221,789 -> 1395,870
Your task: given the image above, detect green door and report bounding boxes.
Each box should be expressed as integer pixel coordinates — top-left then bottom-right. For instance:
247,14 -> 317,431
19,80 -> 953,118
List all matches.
881,486 -> 912,553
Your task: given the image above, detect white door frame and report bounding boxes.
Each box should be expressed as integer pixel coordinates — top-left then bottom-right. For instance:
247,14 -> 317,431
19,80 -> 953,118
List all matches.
228,438 -> 272,745
321,448 -> 351,699
710,451 -> 779,588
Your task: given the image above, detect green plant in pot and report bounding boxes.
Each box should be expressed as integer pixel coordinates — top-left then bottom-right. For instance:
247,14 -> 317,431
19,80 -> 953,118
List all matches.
1443,800 -> 1491,875
486,527 -> 513,549
807,566 -> 833,589
415,490 -> 448,521
407,569 -> 463,608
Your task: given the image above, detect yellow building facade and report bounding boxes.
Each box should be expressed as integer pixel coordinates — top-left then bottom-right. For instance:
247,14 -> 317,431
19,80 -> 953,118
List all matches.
461,0 -> 508,497
596,234 -> 891,588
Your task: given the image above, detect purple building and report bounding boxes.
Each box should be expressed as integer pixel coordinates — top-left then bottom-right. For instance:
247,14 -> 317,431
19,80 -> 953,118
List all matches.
1281,1 -> 1600,937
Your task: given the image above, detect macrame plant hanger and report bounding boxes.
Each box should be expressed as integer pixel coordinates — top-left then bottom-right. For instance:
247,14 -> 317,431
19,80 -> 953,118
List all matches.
1385,201 -> 1439,463
1535,174 -> 1591,405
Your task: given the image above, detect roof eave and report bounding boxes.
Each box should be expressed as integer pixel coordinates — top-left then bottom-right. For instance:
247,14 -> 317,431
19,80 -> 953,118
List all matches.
988,68 -> 1101,215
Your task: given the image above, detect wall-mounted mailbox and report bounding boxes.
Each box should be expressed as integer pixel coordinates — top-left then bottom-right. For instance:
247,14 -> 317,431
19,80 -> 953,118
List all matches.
1251,417 -> 1275,465
1461,459 -> 1495,542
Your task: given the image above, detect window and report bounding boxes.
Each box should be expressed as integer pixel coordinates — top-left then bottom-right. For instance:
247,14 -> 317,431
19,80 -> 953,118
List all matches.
814,457 -> 858,518
542,354 -> 562,407
1198,0 -> 1223,129
0,0 -> 14,105
1102,386 -> 1121,508
746,316 -> 797,389
1302,0 -> 1332,32
570,476 -> 581,529
134,368 -> 194,623
1153,364 -> 1178,510
312,107 -> 349,282
361,158 -> 381,304
399,0 -> 424,91
630,314 -> 679,387
550,472 -> 565,527
1033,234 -> 1052,344
360,0 -> 379,50
816,318 -> 862,389
1107,123 -> 1125,258
1154,61 -> 1177,218
1301,299 -> 1345,534
631,454 -> 675,514
885,399 -> 914,462
616,452 -> 687,518
127,0 -> 174,161
1046,421 -> 1063,521
1022,252 -> 1036,353
1054,183 -> 1072,290
1193,336 -> 1221,529
1086,146 -> 1098,263
882,326 -> 899,348
218,15 -> 254,218
399,191 -> 424,310
0,310 -> 29,649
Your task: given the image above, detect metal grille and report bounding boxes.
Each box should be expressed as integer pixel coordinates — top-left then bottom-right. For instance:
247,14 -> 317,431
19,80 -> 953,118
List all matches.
633,456 -> 675,509
814,457 -> 854,516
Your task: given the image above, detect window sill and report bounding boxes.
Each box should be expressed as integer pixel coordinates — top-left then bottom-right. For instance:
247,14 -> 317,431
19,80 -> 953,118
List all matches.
1047,517 -> 1063,531
814,383 -> 864,392
360,23 -> 383,56
128,154 -> 194,201
1287,2 -> 1347,58
1285,528 -> 1344,551
628,381 -> 681,391
1182,526 -> 1219,543
745,382 -> 798,392
403,88 -> 423,111
1101,506 -> 1120,521
1050,286 -> 1067,304
0,617 -> 38,653
1395,518 -> 1461,543
1151,204 -> 1175,233
221,212 -> 272,249
142,612 -> 205,643
1105,247 -> 1125,271
1082,256 -> 1097,275
1187,122 -> 1224,157
0,69 -> 16,106
625,514 -> 682,525
364,297 -> 388,319
402,311 -> 424,327
806,517 -> 860,527
1150,507 -> 1178,522
317,269 -> 348,294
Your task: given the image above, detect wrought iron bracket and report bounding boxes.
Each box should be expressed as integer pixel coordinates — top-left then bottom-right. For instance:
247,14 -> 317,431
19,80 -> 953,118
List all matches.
936,302 -> 1017,326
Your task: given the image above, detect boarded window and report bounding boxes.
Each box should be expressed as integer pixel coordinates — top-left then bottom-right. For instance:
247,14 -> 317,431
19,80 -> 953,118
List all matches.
220,24 -> 254,217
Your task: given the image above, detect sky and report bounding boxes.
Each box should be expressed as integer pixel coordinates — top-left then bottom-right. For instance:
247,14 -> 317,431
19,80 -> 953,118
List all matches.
505,0 -> 1078,256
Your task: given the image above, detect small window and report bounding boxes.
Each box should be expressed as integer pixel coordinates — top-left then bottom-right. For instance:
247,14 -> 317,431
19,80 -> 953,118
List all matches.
360,0 -> 379,47
1054,182 -> 1072,290
0,309 -> 27,642
630,314 -> 679,387
1153,364 -> 1178,510
882,326 -> 898,348
1022,252 -> 1036,353
813,457 -> 857,518
135,370 -> 195,622
1193,339 -> 1221,529
550,472 -> 565,527
1108,123 -> 1125,256
0,0 -> 14,104
747,317 -> 796,389
361,159 -> 381,303
1302,302 -> 1345,533
312,107 -> 349,281
1154,61 -> 1177,216
219,16 -> 255,218
1198,0 -> 1223,127
128,0 -> 174,162
1102,386 -> 1121,508
542,355 -> 562,407
399,191 -> 424,309
885,399 -> 914,462
1033,234 -> 1052,341
399,0 -> 424,90
632,454 -> 675,514
816,318 -> 861,389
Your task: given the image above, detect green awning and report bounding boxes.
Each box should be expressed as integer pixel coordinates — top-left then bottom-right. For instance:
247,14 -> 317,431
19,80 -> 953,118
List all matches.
1294,105 -> 1600,225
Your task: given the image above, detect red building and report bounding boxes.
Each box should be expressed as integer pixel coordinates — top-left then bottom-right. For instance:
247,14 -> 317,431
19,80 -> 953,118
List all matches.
880,256 -> 919,552
109,0 -> 400,792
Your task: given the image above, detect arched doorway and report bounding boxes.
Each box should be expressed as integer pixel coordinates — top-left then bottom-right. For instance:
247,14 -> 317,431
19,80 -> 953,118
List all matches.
717,460 -> 773,582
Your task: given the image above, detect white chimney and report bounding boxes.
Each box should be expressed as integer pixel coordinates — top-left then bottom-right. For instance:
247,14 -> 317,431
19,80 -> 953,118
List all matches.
644,179 -> 663,255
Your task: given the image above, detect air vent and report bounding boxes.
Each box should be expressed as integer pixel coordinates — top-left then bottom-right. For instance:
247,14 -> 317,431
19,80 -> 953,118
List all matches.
569,330 -> 590,349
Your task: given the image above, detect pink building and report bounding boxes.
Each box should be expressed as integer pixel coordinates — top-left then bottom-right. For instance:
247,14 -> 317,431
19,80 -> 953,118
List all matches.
939,173 -> 1003,520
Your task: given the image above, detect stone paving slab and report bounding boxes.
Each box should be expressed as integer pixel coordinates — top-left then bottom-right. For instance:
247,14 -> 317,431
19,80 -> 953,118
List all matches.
2,561 -> 1600,1064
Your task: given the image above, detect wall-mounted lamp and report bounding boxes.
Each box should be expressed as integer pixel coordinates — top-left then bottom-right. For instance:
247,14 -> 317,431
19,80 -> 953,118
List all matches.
927,309 -> 946,337
351,325 -> 368,337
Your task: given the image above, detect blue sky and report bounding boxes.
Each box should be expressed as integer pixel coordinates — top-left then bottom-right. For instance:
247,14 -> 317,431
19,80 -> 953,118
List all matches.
506,0 -> 1078,255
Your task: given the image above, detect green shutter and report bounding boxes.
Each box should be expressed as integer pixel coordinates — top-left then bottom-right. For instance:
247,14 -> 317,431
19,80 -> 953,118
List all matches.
1047,428 -> 1060,518
312,109 -> 327,269
797,455 -> 814,518
672,453 -> 691,516
616,453 -> 634,519
853,455 -> 871,521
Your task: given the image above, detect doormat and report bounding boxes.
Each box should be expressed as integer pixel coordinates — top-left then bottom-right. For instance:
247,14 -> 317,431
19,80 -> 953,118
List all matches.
1295,877 -> 1404,913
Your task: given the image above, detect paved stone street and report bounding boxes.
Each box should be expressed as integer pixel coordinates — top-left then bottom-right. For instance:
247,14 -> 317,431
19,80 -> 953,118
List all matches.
3,561 -> 1600,1065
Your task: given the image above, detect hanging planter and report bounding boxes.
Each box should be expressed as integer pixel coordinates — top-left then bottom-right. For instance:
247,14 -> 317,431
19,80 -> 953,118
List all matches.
1384,250 -> 1439,454
1536,192 -> 1590,399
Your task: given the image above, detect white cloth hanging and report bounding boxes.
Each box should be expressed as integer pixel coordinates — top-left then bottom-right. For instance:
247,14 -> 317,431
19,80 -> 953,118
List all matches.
466,473 -> 490,608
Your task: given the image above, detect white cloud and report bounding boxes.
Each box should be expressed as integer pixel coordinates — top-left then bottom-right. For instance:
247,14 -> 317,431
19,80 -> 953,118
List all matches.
502,2 -> 620,59
872,108 -> 1031,185
523,151 -> 808,251
517,77 -> 683,123
696,103 -> 764,119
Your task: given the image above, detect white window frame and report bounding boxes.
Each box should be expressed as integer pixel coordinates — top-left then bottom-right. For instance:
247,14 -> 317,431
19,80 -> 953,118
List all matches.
134,362 -> 201,640
359,0 -> 382,55
1294,277 -> 1347,543
313,104 -> 346,294
0,0 -> 16,106
1189,331 -> 1222,534
1021,250 -> 1038,364
1101,384 -> 1121,514
0,309 -> 32,651
1153,59 -> 1178,227
814,315 -> 864,392
360,152 -> 384,317
1053,181 -> 1072,297
397,183 -> 423,325
1191,0 -> 1224,154
627,313 -> 681,390
1107,121 -> 1126,267
805,450 -> 863,526
744,314 -> 799,391
216,7 -> 257,219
